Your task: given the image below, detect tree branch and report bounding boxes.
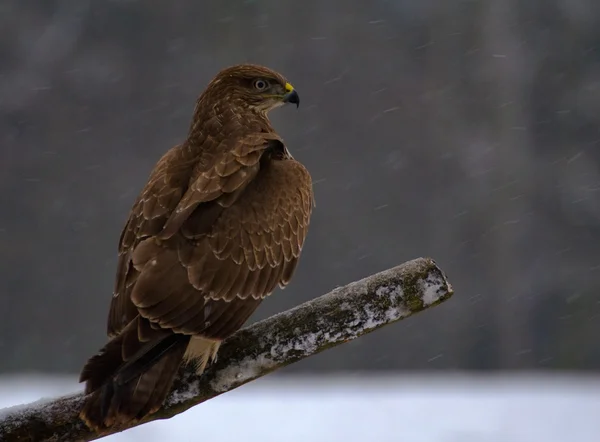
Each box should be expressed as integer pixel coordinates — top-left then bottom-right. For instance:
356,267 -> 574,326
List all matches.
0,257 -> 454,442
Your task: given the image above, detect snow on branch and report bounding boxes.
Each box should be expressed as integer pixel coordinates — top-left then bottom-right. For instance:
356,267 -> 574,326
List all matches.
0,257 -> 454,442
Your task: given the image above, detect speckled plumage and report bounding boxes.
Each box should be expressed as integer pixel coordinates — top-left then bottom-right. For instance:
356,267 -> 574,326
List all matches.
79,64 -> 313,431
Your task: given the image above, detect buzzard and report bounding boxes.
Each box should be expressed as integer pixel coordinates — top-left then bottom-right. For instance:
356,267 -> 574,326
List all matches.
79,64 -> 314,430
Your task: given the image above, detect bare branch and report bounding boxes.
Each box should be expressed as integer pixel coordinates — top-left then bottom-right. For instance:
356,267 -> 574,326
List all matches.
0,257 -> 454,442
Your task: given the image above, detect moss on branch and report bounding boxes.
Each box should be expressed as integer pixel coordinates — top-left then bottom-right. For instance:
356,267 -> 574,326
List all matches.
0,257 -> 453,442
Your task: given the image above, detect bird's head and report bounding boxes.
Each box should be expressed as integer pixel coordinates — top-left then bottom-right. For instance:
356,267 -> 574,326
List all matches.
202,64 -> 300,115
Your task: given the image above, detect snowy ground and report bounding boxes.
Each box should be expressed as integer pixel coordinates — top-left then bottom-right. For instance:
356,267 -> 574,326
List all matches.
1,373 -> 599,441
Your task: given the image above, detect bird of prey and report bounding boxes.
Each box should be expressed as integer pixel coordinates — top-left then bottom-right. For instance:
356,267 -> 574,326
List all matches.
79,64 -> 314,431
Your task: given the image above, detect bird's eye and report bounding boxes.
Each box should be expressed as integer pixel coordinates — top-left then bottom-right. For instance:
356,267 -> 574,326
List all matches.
253,79 -> 269,91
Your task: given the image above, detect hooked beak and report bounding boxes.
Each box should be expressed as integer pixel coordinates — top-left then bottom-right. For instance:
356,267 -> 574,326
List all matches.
282,82 -> 300,108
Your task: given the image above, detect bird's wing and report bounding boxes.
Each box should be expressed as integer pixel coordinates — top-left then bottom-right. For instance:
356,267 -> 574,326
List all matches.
107,133 -> 279,337
107,145 -> 193,337
129,145 -> 314,340
107,133 -> 313,341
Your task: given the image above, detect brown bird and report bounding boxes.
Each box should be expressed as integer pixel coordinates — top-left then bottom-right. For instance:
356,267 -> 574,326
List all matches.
79,64 -> 314,430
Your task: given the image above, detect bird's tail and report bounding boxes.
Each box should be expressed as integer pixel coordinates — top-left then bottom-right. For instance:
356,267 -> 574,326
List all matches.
79,318 -> 189,431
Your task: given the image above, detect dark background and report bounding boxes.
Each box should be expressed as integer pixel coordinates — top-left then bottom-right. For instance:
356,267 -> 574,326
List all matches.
2,0 -> 600,375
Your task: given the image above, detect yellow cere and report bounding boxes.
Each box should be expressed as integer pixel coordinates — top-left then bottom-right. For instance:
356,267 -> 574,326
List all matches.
285,82 -> 294,92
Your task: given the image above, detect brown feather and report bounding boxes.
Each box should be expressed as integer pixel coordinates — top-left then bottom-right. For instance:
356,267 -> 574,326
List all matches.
228,264 -> 250,299
80,63 -> 314,430
281,258 -> 299,287
80,338 -> 187,430
254,265 -> 274,298
242,267 -> 262,298
203,297 -> 262,339
217,262 -> 243,299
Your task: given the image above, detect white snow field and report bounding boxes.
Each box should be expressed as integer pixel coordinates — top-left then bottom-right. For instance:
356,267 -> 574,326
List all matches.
1,373 -> 599,442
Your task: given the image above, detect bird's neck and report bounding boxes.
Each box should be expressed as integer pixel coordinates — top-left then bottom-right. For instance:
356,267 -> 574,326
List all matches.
186,97 -> 273,146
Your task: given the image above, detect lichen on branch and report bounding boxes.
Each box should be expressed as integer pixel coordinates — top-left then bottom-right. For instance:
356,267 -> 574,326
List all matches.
0,257 -> 454,442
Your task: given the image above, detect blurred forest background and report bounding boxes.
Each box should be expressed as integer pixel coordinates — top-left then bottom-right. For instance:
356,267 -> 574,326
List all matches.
1,0 -> 600,375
